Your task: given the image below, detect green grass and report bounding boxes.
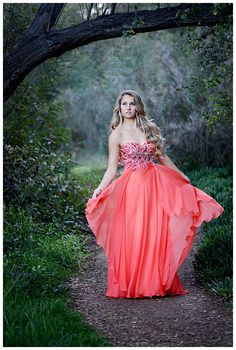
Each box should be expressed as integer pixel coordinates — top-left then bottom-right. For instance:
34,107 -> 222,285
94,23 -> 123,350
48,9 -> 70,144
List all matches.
72,166 -> 105,184
4,292 -> 110,347
74,151 -> 107,174
188,166 -> 232,302
4,206 -> 111,347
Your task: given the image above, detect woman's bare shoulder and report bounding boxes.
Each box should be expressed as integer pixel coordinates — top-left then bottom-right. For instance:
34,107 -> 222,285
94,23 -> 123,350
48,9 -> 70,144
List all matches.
109,127 -> 122,145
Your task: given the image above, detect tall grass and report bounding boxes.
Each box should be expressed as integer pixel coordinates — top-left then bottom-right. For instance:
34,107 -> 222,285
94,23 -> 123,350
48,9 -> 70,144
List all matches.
188,166 -> 232,302
3,207 -> 111,346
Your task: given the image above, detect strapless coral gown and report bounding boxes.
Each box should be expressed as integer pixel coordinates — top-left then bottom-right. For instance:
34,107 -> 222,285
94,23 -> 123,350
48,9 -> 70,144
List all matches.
85,141 -> 224,298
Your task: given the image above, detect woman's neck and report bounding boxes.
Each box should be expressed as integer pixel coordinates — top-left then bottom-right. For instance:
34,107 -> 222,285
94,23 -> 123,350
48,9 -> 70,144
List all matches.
122,117 -> 137,129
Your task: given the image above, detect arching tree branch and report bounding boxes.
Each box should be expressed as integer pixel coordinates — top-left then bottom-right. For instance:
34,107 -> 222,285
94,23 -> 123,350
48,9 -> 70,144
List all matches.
4,3 -> 232,101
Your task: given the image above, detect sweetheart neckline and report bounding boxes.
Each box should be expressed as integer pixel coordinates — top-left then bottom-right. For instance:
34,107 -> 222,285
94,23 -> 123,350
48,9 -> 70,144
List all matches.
120,141 -> 152,148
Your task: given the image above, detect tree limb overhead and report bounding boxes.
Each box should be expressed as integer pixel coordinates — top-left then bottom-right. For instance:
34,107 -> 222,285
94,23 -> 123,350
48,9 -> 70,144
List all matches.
4,3 -> 232,101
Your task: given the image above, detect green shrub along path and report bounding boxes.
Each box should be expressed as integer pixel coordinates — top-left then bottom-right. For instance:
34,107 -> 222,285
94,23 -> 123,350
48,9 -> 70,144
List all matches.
65,166 -> 233,347
3,207 -> 111,347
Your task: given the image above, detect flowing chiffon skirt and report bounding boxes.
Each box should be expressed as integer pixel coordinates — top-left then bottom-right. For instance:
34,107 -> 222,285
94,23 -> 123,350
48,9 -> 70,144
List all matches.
85,163 -> 224,298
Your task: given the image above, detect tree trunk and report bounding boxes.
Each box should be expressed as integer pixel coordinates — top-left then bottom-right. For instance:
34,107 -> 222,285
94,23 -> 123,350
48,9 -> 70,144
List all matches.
4,3 -> 232,101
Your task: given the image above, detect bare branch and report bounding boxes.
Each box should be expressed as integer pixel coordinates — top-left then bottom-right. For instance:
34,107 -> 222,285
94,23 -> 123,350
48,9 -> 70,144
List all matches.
46,3 -> 65,32
87,3 -> 93,20
110,4 -> 116,15
102,7 -> 108,16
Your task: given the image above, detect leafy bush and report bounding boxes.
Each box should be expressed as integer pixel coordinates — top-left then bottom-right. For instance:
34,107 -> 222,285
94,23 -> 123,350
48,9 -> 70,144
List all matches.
3,69 -> 111,344
4,206 -> 89,298
193,226 -> 232,281
3,73 -> 94,226
189,167 -> 233,300
4,251 -> 108,346
3,205 -> 111,346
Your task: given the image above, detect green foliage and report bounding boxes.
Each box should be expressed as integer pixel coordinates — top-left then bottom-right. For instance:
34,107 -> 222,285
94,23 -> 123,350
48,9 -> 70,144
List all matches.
3,205 -> 111,346
188,167 -> 232,300
3,35 -> 110,345
3,61 -> 91,223
122,28 -> 136,37
4,294 -> 111,346
181,20 -> 232,129
212,3 -> 232,16
122,17 -> 145,37
193,226 -> 232,280
3,3 -> 40,55
3,209 -> 110,346
72,166 -> 105,201
175,3 -> 232,23
4,206 -> 89,298
209,277 -> 232,299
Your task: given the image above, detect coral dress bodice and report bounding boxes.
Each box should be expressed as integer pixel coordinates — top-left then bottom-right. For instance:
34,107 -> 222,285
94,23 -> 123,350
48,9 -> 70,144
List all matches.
119,141 -> 156,171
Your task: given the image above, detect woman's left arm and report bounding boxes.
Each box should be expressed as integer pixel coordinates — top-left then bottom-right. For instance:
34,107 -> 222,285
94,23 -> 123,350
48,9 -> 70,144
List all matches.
157,153 -> 191,182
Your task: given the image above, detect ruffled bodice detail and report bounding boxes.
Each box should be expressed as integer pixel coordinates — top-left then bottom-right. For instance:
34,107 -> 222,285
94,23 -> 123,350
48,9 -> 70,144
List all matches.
119,141 -> 156,171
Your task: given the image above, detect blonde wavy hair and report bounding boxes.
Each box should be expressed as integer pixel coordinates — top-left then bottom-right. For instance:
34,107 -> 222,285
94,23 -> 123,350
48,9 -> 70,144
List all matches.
110,89 -> 166,157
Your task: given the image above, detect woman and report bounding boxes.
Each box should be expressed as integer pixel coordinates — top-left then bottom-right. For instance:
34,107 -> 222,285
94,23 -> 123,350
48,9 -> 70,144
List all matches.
85,89 -> 224,299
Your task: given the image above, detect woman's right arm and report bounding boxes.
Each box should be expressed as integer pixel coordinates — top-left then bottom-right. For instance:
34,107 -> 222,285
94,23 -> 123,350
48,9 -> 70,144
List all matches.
92,131 -> 120,198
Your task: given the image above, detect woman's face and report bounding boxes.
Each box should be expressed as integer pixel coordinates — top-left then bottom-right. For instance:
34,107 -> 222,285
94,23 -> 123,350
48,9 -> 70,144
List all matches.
120,94 -> 136,118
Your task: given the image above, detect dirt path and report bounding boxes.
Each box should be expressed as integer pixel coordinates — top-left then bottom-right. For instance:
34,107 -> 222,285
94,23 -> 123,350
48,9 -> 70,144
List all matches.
65,228 -> 233,347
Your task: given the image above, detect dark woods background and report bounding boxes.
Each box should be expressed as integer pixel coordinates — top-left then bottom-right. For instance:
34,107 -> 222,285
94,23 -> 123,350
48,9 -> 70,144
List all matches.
3,3 -> 233,347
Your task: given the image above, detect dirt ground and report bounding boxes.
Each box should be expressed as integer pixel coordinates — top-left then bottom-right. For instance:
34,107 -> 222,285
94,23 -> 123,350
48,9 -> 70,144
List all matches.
65,228 -> 233,347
